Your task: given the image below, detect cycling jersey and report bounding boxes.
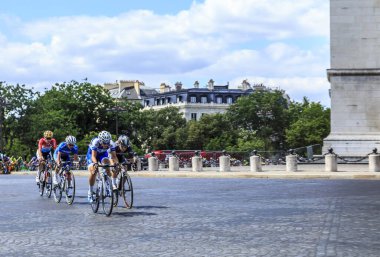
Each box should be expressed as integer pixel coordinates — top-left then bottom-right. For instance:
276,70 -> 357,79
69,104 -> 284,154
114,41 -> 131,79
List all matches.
53,142 -> 78,161
38,138 -> 57,153
112,144 -> 134,163
86,137 -> 116,165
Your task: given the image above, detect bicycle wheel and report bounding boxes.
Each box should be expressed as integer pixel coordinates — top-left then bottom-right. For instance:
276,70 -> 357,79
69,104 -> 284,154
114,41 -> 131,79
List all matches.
102,176 -> 114,216
53,178 -> 63,203
44,171 -> 52,198
65,172 -> 75,205
113,173 -> 121,207
91,179 -> 100,213
39,171 -> 45,196
122,173 -> 133,208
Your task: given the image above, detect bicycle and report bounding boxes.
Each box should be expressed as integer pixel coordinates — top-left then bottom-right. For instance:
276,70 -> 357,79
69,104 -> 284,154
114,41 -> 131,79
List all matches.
37,156 -> 54,198
90,163 -> 115,216
53,161 -> 77,205
113,162 -> 133,208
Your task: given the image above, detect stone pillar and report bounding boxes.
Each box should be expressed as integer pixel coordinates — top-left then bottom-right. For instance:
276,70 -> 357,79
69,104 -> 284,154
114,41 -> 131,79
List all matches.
136,158 -> 142,171
324,1 -> 380,155
169,156 -> 179,171
192,156 -> 203,172
286,154 -> 297,172
368,154 -> 380,172
250,155 -> 262,172
148,157 -> 158,171
219,155 -> 231,172
325,154 -> 337,172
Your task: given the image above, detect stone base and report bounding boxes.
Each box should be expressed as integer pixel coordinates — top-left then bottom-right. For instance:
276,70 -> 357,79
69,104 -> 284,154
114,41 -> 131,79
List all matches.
323,134 -> 380,156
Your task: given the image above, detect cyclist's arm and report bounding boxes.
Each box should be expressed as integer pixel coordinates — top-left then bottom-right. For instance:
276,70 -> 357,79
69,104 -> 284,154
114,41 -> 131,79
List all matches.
56,151 -> 61,165
110,151 -> 119,165
91,150 -> 98,164
37,139 -> 44,160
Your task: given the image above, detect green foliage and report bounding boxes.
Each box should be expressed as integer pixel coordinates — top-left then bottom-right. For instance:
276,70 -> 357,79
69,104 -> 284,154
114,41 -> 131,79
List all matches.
0,80 -> 330,158
227,90 -> 290,150
286,99 -> 330,148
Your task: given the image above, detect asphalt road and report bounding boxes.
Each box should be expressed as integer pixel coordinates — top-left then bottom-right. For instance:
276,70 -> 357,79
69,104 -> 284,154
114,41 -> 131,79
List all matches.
1,175 -> 380,257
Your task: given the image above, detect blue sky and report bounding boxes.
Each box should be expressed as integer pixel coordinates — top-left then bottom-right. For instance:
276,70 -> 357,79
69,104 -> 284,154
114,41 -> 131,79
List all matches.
0,0 -> 331,106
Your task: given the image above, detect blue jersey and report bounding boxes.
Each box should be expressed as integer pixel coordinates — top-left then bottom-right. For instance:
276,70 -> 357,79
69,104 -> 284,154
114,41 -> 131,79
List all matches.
86,137 -> 116,165
54,142 -> 78,157
53,142 -> 78,162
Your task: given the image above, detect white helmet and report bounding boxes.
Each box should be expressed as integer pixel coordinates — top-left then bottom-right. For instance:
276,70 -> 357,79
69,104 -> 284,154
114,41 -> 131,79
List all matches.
118,135 -> 130,147
65,135 -> 76,145
98,131 -> 111,144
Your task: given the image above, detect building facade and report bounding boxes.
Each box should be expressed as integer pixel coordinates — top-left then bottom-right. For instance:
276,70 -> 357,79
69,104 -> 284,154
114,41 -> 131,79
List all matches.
142,80 -> 271,121
105,79 -> 272,121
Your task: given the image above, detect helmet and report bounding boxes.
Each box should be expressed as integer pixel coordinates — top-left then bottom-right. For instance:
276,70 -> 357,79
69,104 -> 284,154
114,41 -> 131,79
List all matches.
65,135 -> 76,145
44,130 -> 53,138
98,131 -> 111,144
118,135 -> 130,147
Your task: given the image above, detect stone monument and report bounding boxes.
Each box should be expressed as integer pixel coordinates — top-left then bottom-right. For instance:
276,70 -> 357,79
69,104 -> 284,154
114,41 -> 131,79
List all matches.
323,0 -> 380,156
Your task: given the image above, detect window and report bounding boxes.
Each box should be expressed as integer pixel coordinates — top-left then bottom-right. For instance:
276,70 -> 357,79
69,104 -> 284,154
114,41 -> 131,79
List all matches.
201,96 -> 208,103
161,98 -> 165,105
190,96 -> 197,103
156,99 -> 160,105
178,96 -> 183,102
167,98 -> 171,104
191,113 -> 197,120
227,97 -> 233,104
216,97 -> 223,104
145,100 -> 150,107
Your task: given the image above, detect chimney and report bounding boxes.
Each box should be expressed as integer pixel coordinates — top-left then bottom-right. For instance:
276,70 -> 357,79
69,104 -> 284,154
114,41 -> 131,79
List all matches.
241,79 -> 250,90
159,83 -> 167,93
175,82 -> 182,91
194,80 -> 199,88
208,79 -> 214,90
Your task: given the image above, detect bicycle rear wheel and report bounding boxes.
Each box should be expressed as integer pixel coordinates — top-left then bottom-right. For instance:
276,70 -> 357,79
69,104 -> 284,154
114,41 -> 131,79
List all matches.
91,180 -> 100,213
65,172 -> 75,205
102,176 -> 114,216
122,173 -> 133,208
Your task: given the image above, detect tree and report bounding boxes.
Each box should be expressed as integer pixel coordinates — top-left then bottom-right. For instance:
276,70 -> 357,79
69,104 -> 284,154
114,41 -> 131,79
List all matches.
138,107 -> 186,151
227,90 -> 290,151
286,99 -> 330,148
18,81 -> 114,156
0,82 -> 37,157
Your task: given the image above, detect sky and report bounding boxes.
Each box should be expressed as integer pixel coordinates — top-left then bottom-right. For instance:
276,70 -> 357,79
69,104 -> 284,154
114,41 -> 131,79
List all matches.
0,0 -> 331,106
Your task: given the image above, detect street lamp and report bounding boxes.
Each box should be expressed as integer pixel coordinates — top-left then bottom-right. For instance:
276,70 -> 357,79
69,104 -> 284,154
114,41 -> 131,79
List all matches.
106,103 -> 128,136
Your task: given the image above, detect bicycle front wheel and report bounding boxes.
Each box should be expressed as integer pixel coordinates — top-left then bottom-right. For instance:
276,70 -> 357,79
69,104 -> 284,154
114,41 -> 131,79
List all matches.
102,176 -> 114,216
65,172 -> 75,205
39,172 -> 45,196
122,173 -> 133,208
44,171 -> 52,198
53,179 -> 62,203
91,180 -> 100,213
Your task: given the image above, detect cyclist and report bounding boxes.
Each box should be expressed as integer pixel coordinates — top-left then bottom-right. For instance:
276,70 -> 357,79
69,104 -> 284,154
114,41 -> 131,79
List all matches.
86,131 -> 119,202
111,135 -> 136,184
114,134 -> 135,167
0,150 -> 10,174
35,130 -> 57,183
53,135 -> 79,195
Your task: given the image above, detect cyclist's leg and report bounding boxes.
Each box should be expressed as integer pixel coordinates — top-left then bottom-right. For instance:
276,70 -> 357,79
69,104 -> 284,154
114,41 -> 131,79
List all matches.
52,152 -> 60,185
87,152 -> 98,202
36,150 -> 43,183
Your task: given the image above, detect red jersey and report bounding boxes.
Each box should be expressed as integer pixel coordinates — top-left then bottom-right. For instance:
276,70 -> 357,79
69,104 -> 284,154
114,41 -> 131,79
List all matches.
38,138 -> 57,153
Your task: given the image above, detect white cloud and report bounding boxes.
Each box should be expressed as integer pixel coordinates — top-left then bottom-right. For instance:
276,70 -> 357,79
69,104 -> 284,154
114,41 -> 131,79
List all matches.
0,0 -> 330,105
